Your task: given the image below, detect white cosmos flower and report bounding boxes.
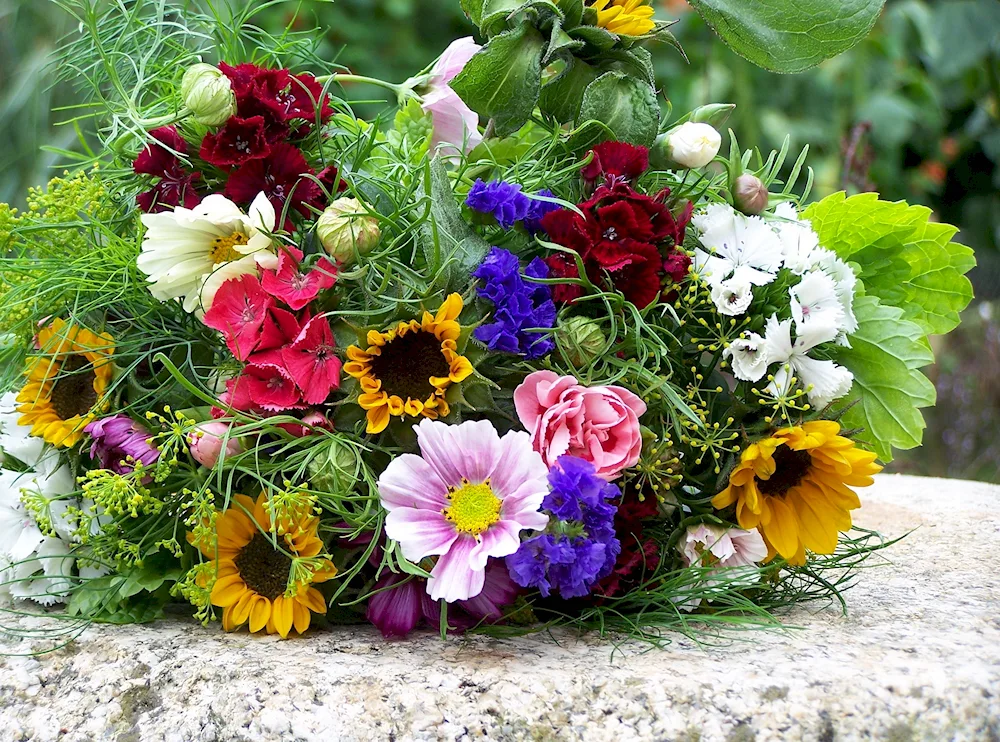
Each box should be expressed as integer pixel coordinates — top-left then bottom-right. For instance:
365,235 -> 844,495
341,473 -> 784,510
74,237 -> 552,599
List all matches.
710,273 -> 754,316
724,332 -> 769,382
790,271 -> 845,331
693,203 -> 783,287
763,314 -> 854,409
137,192 -> 277,315
772,202 -> 823,274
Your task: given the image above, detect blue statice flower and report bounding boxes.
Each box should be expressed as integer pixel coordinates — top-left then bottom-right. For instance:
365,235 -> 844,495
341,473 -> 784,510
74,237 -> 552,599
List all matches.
506,456 -> 622,599
472,247 -> 556,359
466,180 -> 560,234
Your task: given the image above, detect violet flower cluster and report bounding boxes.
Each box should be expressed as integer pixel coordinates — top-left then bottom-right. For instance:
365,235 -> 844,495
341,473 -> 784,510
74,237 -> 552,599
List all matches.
506,455 -> 621,599
473,247 -> 556,359
84,414 -> 159,476
466,179 -> 560,232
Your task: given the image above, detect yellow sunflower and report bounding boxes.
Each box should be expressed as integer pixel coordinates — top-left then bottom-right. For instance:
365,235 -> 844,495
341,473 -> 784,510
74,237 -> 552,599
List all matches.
589,0 -> 656,36
343,293 -> 474,434
712,421 -> 883,565
193,493 -> 336,638
16,318 -> 115,448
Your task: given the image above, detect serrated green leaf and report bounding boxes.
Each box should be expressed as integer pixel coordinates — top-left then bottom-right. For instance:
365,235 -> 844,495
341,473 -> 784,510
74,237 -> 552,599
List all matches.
449,24 -> 545,136
576,71 -> 659,147
803,192 -> 975,336
418,157 -> 492,292
834,295 -> 936,462
687,0 -> 886,73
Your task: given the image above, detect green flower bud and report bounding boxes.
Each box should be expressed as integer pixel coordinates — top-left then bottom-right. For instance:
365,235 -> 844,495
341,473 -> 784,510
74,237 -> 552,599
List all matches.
307,437 -> 363,496
181,63 -> 236,127
556,316 -> 606,368
316,197 -> 381,265
733,173 -> 769,215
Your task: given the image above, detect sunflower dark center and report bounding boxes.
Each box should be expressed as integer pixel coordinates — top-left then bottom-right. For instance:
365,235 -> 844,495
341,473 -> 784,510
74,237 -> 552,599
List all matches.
49,355 -> 98,420
234,532 -> 292,600
369,330 -> 450,402
759,445 -> 814,497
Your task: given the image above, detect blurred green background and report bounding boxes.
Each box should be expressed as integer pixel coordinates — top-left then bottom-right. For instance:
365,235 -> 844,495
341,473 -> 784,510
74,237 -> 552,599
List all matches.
1,0 -> 998,482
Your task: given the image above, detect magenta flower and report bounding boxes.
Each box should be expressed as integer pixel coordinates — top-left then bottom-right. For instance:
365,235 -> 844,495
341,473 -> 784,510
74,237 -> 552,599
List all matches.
202,275 -> 274,361
85,415 -> 159,475
421,37 -> 482,156
280,315 -> 342,405
199,115 -> 271,168
224,142 -> 320,221
367,561 -> 520,639
378,418 -> 549,603
260,247 -> 337,311
133,126 -> 202,213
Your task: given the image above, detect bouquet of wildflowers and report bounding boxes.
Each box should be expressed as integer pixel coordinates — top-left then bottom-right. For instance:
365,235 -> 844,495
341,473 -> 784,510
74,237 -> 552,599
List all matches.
0,0 -> 974,642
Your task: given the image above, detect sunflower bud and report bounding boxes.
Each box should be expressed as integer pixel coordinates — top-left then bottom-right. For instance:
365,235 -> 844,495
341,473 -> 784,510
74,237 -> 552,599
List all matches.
556,316 -> 606,368
733,173 -> 769,215
181,63 -> 236,127
316,198 -> 381,265
307,436 -> 363,496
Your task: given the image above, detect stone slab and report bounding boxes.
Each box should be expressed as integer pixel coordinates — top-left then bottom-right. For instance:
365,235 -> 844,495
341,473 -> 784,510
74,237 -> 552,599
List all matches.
0,473 -> 998,742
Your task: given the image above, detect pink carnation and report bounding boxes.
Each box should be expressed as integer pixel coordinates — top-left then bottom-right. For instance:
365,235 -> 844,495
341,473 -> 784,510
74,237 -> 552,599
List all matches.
513,370 -> 646,480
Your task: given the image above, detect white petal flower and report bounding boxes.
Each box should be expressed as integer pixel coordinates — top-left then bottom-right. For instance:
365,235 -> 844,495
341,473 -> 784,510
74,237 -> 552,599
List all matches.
790,271 -> 845,331
694,203 -> 783,286
724,332 -> 769,382
772,202 -> 822,274
762,315 -> 854,408
0,391 -> 45,467
667,122 -> 722,169
815,253 -> 859,339
710,274 -> 754,316
137,191 -> 276,315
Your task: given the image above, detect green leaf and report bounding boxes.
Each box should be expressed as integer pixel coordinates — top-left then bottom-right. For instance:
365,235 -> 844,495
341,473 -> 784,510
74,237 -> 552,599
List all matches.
543,20 -> 584,65
686,0 -> 886,73
568,24 -> 620,51
834,296 -> 936,462
449,24 -> 546,136
575,71 -> 660,147
803,192 -> 975,336
461,0 -> 486,26
538,56 -> 598,123
418,157 -> 492,292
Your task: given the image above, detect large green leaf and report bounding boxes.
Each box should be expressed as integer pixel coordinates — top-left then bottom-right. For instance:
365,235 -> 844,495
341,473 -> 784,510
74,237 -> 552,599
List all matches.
449,23 -> 546,136
687,0 -> 886,73
575,71 -> 659,147
418,157 -> 492,292
803,192 -> 975,336
834,295 -> 936,462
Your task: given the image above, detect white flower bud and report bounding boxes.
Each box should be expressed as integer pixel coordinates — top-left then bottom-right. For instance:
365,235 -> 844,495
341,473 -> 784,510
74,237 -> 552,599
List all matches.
556,316 -> 606,368
181,63 -> 236,127
316,198 -> 381,265
666,122 -> 722,169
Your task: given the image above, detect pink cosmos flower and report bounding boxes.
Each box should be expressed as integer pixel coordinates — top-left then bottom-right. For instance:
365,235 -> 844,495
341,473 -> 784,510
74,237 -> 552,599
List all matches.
281,315 -> 342,405
379,418 -> 549,602
422,37 -> 483,156
202,274 -> 274,361
513,370 -> 646,480
261,247 -> 337,311
239,362 -> 303,411
680,523 -> 768,569
187,421 -> 245,468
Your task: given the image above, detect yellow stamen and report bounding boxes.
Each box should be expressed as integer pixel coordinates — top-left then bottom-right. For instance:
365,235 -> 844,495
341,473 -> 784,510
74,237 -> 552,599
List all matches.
210,232 -> 249,264
444,479 -> 501,536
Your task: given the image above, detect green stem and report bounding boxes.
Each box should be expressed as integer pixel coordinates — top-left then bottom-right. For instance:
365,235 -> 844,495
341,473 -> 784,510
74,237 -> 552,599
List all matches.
317,74 -> 406,98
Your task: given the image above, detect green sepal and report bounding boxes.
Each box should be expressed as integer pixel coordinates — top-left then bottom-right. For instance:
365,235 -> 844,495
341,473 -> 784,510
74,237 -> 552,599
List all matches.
461,0 -> 486,26
544,20 -> 585,65
572,71 -> 660,148
450,23 -> 546,136
538,55 -> 598,123
568,24 -> 620,51
601,46 -> 656,86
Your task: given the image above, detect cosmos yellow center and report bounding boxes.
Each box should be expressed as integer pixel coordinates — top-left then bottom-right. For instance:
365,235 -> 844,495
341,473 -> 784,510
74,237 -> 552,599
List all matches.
210,232 -> 249,264
444,480 -> 501,535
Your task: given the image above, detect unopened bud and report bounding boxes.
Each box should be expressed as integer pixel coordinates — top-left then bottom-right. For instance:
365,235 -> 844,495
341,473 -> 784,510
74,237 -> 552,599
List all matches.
187,421 -> 244,468
307,436 -> 362,496
556,316 -> 606,368
733,173 -> 769,215
316,198 -> 381,265
651,122 -> 722,170
181,63 -> 236,127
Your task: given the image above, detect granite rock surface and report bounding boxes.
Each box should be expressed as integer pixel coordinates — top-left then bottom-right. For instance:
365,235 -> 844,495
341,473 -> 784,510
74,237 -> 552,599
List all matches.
0,473 -> 998,742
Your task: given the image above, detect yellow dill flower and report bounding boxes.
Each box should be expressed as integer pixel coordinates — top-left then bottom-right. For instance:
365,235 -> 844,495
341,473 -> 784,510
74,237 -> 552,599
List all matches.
190,493 -> 336,638
712,421 -> 883,565
589,0 -> 656,36
16,318 -> 115,448
343,293 -> 474,434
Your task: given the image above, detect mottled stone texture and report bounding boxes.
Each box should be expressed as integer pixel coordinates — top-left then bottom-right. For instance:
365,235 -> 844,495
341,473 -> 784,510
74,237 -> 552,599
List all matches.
1,474 -> 998,742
